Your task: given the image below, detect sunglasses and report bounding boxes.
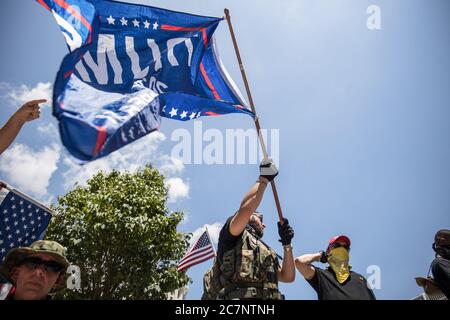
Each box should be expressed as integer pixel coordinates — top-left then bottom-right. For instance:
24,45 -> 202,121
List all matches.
253,213 -> 263,223
20,257 -> 64,273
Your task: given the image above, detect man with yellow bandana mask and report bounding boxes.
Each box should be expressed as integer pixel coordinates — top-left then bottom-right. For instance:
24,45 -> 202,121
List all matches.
295,235 -> 376,300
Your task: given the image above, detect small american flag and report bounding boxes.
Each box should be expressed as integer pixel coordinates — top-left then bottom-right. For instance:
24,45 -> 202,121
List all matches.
177,229 -> 215,272
0,182 -> 52,262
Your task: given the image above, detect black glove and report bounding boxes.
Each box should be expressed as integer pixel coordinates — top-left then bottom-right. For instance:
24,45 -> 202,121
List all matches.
319,250 -> 328,263
259,158 -> 278,182
278,218 -> 294,246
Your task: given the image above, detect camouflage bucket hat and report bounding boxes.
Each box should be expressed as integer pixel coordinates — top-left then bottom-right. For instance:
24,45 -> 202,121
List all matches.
0,240 -> 70,291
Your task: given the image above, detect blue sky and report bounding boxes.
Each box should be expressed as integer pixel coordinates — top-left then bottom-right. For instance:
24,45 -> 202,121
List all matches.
0,0 -> 449,300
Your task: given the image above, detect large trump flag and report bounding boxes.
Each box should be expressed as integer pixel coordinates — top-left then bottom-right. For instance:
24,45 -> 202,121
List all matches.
37,0 -> 253,161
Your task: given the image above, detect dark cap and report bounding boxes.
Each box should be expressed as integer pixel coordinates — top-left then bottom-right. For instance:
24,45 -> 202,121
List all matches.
434,229 -> 450,246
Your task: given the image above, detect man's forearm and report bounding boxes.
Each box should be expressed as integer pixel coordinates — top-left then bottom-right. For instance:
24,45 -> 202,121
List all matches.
279,245 -> 295,282
0,115 -> 25,154
238,178 -> 268,215
297,252 -> 322,265
229,179 -> 268,236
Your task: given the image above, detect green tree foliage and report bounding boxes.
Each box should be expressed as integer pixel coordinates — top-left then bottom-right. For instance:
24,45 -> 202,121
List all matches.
46,164 -> 190,299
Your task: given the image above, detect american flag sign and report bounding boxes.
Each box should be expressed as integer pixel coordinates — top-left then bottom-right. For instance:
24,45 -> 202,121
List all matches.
177,229 -> 215,272
0,182 -> 52,262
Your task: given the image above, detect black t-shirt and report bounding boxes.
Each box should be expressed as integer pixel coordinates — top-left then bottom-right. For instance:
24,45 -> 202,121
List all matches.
217,216 -> 240,261
306,266 -> 376,300
431,257 -> 450,298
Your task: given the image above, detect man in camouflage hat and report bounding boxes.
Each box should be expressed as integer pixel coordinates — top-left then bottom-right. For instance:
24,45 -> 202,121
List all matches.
0,240 -> 70,300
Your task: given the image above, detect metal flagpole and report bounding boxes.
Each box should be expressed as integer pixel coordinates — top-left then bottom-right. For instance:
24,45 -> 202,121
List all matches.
223,8 -> 284,222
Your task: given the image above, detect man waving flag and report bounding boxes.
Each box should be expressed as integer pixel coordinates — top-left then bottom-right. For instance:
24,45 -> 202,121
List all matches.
37,0 -> 253,161
178,229 -> 216,272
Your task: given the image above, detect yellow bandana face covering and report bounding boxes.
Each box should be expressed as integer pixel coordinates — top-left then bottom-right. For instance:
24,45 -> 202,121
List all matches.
327,247 -> 350,283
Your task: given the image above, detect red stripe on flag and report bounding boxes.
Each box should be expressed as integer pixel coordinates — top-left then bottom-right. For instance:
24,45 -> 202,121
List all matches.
161,25 -> 208,47
93,126 -> 107,156
63,70 -> 73,79
204,111 -> 220,116
177,251 -> 215,272
52,0 -> 93,43
161,25 -> 202,32
178,248 -> 214,268
178,245 -> 214,265
201,28 -> 208,47
200,63 -> 221,100
37,0 -> 51,11
178,253 -> 215,272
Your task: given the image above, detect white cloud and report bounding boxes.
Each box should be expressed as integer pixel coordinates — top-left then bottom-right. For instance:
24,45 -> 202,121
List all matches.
159,154 -> 185,175
190,222 -> 223,246
7,82 -> 52,106
62,131 -> 166,190
0,143 -> 61,199
62,131 -> 191,204
165,177 -> 189,203
37,122 -> 59,137
0,82 -> 13,98
180,212 -> 190,225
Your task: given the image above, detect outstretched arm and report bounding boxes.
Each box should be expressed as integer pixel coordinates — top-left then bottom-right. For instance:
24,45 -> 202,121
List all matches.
0,99 -> 45,154
229,159 -> 278,236
229,177 -> 269,236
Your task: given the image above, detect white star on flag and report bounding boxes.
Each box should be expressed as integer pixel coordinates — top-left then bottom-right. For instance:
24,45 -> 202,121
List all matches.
153,21 -> 159,30
189,112 -> 197,120
143,20 -> 150,29
106,15 -> 115,24
169,108 -> 178,117
120,17 -> 128,26
132,19 -> 140,27
0,182 -> 53,262
180,111 -> 188,119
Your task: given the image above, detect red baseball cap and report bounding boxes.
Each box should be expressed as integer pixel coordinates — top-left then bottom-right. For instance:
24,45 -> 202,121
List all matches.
328,235 -> 351,248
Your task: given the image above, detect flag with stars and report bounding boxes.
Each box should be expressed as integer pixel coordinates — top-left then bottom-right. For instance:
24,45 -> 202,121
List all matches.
37,0 -> 254,162
177,229 -> 215,272
0,183 -> 52,263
